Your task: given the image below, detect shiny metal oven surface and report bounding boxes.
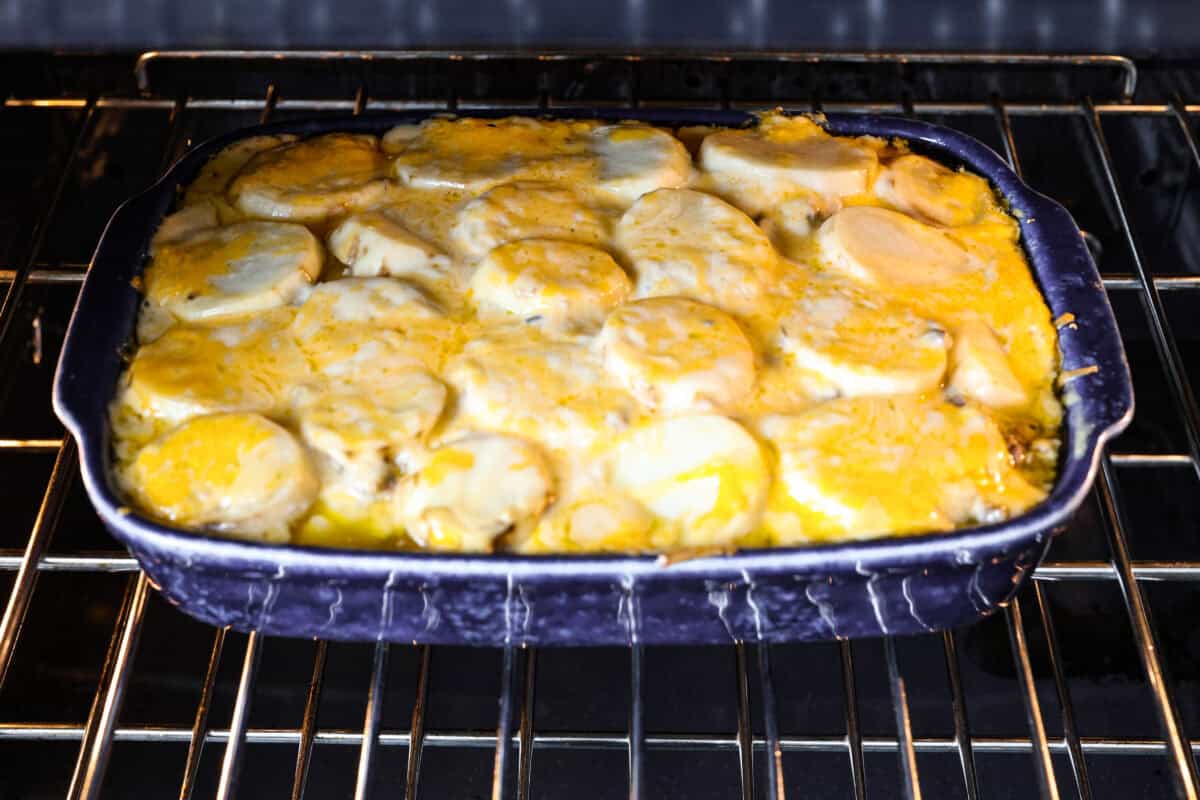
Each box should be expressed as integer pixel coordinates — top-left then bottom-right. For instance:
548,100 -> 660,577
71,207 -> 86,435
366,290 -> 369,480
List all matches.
1,51 -> 1200,799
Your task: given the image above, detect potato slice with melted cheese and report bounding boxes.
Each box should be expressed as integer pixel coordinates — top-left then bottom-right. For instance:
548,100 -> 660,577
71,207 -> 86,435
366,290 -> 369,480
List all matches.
293,370 -> 447,490
616,188 -> 779,316
151,202 -> 220,250
947,318 -> 1029,410
591,124 -> 693,205
327,211 -> 450,287
391,117 -> 599,192
143,221 -> 321,323
397,433 -> 555,552
292,277 -> 442,337
599,297 -> 756,413
469,239 -> 632,331
875,154 -> 988,227
776,275 -> 949,397
610,415 -> 770,548
446,339 -> 642,455
124,413 -> 318,542
451,182 -> 608,260
230,133 -> 391,222
290,277 -> 452,381
817,206 -> 974,288
700,115 -> 878,216
760,397 -> 1045,544
116,309 -> 309,433
184,134 -> 298,221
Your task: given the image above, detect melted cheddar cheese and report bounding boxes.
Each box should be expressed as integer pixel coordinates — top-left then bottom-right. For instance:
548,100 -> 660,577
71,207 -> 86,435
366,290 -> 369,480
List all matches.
112,112 -> 1062,552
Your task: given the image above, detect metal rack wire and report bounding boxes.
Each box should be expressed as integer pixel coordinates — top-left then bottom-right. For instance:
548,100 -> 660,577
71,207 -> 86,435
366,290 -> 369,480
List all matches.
0,51 -> 1198,800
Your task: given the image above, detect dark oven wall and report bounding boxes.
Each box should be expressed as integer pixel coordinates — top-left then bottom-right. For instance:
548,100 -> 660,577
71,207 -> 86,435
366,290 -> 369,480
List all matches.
2,0 -> 1199,54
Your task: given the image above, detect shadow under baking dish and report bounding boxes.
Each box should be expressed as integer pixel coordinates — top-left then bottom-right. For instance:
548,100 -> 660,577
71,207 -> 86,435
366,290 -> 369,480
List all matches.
52,109 -> 1132,645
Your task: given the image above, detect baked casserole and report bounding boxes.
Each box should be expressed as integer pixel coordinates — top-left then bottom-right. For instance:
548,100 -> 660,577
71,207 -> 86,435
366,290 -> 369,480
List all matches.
109,112 -> 1062,554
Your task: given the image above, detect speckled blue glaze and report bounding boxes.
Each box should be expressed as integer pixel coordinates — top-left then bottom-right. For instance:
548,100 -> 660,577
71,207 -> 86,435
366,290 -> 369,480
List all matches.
53,110 -> 1132,646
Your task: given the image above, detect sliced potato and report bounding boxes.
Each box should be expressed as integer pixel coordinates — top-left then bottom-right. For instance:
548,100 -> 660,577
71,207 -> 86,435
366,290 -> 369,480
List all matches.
119,309 -> 310,429
398,433 -> 554,552
469,239 -> 631,331
327,210 -> 449,286
591,123 -> 693,205
760,397 -> 1044,543
777,276 -> 948,397
700,115 -> 877,216
947,319 -> 1028,409
610,415 -> 770,548
144,221 -> 320,323
125,413 -> 317,541
616,188 -> 779,316
451,182 -> 607,260
230,133 -> 391,222
876,154 -> 988,227
817,206 -> 973,288
599,297 -> 756,413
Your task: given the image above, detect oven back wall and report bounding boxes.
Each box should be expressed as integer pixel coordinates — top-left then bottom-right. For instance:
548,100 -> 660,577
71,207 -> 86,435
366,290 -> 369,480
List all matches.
1,0 -> 1198,55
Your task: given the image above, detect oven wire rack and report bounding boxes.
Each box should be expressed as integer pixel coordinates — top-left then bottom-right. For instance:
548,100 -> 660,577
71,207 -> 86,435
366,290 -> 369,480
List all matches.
0,50 -> 1198,800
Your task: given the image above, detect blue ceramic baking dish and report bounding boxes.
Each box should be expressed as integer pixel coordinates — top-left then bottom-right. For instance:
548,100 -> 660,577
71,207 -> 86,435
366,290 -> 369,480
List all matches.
53,109 -> 1132,646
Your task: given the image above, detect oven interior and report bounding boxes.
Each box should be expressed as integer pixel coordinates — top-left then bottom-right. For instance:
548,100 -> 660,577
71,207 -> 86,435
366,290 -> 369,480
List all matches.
1,51 -> 1200,799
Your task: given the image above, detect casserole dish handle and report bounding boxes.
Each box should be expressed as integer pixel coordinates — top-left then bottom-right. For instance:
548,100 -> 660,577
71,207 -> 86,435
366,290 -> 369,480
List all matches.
1022,192 -> 1134,454
53,186 -> 171,453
